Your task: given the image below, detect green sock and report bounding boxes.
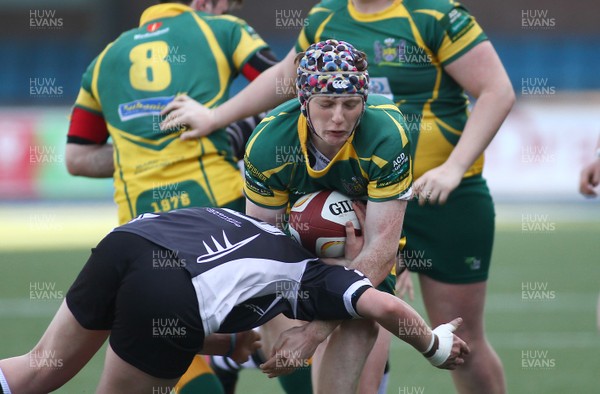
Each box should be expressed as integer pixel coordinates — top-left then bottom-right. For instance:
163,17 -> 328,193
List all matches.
177,373 -> 225,394
277,366 -> 313,394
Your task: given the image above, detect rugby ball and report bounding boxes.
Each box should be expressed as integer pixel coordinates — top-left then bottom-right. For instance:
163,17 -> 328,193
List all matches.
288,190 -> 361,257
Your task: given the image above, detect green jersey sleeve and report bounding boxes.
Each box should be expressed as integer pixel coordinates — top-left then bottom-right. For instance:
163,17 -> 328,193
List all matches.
243,108 -> 299,209
406,0 -> 487,65
357,98 -> 413,202
218,15 -> 269,72
73,56 -> 102,114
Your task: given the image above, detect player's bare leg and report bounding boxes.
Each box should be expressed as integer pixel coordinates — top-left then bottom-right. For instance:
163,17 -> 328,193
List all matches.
419,275 -> 506,394
358,324 -> 391,394
0,300 -> 109,393
312,318 -> 378,393
96,345 -> 179,394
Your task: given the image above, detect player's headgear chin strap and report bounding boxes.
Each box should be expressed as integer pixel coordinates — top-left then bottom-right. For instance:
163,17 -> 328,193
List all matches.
296,39 -> 369,135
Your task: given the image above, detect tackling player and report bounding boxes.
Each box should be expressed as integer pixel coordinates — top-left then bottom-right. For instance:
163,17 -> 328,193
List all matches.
0,206 -> 469,394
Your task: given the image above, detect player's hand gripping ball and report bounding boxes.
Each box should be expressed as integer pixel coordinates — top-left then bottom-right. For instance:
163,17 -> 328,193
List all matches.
288,190 -> 361,257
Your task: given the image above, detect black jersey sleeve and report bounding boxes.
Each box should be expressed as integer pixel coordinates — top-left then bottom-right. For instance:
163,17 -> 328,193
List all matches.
292,261 -> 373,321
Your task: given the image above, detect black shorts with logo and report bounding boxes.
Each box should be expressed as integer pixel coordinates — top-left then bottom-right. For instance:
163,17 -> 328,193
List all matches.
66,232 -> 204,379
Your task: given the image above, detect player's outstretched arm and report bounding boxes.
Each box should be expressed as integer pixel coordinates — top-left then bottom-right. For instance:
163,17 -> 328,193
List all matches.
259,319 -> 341,378
160,48 -> 297,140
355,288 -> 470,369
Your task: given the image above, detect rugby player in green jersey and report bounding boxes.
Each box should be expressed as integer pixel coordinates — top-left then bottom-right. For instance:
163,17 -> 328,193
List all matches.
164,38 -> 413,393
64,1 -> 278,393
65,0 -> 275,225
161,1 -> 515,392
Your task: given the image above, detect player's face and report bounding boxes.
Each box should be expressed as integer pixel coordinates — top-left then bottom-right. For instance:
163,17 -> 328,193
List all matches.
307,96 -> 364,158
194,0 -> 231,15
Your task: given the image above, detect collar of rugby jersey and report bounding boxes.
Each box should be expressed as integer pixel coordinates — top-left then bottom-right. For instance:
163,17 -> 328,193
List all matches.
139,3 -> 194,26
297,114 -> 357,179
348,0 -> 407,22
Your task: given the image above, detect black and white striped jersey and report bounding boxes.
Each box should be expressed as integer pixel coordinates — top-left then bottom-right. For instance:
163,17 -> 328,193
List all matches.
114,207 -> 372,335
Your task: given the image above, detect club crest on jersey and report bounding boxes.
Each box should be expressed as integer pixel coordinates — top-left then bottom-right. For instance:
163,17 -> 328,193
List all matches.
374,38 -> 405,64
341,176 -> 367,196
147,22 -> 162,32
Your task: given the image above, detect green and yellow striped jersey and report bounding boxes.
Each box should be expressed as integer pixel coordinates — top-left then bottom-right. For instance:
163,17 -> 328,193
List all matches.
73,4 -> 268,224
244,95 -> 412,209
296,0 -> 487,179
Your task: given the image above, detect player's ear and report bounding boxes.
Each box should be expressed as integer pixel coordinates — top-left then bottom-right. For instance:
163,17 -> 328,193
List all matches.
190,0 -> 206,12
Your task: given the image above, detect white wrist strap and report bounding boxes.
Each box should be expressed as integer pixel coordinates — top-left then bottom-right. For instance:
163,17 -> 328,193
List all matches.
425,323 -> 456,367
422,332 -> 436,354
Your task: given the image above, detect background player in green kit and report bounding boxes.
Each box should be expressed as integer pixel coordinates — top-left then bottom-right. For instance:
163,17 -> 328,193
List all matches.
296,2 -> 515,393
164,38 -> 413,393
64,0 -> 277,393
65,0 -> 275,225
161,1 -> 515,392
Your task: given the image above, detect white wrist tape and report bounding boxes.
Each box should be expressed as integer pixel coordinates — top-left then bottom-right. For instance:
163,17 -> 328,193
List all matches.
426,323 -> 456,367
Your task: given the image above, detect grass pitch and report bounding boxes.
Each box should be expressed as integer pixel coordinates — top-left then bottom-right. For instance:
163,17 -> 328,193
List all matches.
0,203 -> 598,393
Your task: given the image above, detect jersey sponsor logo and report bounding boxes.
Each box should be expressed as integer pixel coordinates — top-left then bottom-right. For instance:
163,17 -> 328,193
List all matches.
244,157 -> 268,182
245,176 -> 274,198
205,208 -> 243,228
196,230 -> 260,264
332,80 -> 349,89
118,96 -> 174,122
147,22 -> 162,32
376,171 -> 402,189
442,7 -> 475,42
134,27 -> 170,40
376,157 -> 410,189
393,153 -> 408,172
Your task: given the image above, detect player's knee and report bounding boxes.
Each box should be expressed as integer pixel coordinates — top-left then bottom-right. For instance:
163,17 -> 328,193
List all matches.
452,320 -> 485,344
